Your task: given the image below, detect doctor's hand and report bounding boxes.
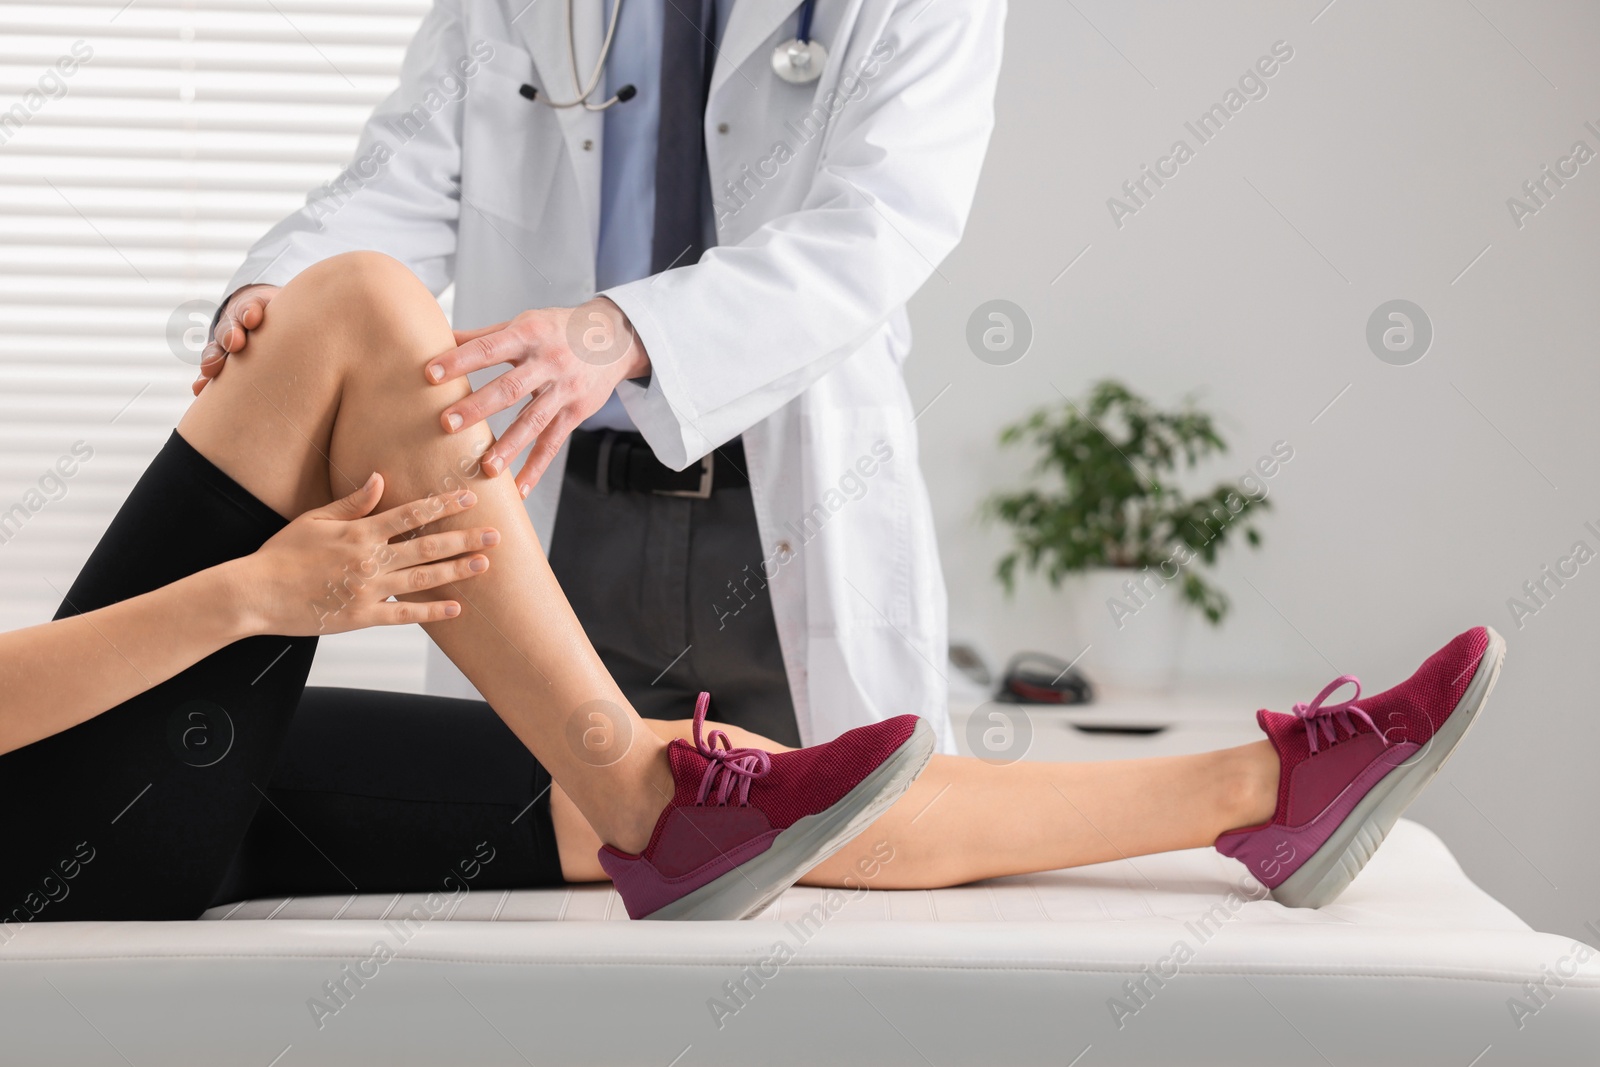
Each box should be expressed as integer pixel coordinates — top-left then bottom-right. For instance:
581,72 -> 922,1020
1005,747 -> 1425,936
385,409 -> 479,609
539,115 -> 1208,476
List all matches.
425,297 -> 650,496
193,284 -> 280,396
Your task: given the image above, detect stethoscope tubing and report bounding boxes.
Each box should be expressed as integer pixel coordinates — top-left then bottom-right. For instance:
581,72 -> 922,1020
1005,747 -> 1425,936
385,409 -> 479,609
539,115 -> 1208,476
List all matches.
796,0 -> 816,44
537,0 -> 630,110
524,0 -> 823,111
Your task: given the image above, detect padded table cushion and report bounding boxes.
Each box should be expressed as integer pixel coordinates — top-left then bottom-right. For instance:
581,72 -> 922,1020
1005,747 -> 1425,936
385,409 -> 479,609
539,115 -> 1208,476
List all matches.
2,820 -> 1594,1065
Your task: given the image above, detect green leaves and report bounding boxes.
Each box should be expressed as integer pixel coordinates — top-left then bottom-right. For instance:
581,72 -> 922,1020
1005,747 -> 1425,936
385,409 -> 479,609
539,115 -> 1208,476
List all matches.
985,379 -> 1269,625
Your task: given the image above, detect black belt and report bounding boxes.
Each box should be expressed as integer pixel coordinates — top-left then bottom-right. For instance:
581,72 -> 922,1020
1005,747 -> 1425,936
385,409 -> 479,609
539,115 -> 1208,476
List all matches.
567,430 -> 749,498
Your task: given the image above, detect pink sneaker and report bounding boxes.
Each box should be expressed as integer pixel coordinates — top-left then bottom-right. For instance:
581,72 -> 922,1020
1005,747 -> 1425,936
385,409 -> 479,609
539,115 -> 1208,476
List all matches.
1216,626 -> 1505,908
599,693 -> 935,920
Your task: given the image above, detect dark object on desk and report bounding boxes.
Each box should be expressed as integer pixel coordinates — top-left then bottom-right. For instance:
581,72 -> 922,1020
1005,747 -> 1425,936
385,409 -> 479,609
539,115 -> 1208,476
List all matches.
1070,722 -> 1168,736
995,652 -> 1095,705
949,643 -> 993,688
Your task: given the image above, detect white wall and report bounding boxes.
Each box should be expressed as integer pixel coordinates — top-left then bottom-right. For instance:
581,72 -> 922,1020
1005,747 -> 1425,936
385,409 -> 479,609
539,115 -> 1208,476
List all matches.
910,0 -> 1599,940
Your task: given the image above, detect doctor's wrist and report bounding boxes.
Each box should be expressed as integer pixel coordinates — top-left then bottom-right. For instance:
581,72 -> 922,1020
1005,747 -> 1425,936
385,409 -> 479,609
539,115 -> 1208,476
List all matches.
586,297 -> 650,381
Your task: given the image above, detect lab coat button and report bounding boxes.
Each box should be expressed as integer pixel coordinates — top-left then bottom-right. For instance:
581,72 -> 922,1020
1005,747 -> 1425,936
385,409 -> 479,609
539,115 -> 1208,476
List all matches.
776,540 -> 793,556
582,139 -> 594,151
717,123 -> 730,134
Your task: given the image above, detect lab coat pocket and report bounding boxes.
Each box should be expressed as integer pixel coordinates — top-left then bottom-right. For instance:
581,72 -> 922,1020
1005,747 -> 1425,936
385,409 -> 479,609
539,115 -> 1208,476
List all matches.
460,38 -> 559,225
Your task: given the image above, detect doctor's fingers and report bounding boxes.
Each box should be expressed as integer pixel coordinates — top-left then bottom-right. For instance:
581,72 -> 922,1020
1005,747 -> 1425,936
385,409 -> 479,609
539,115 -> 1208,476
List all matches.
440,355 -> 558,436
450,320 -> 509,347
193,291 -> 274,394
214,288 -> 276,355
425,322 -> 531,388
193,343 -> 226,395
480,383 -> 563,478
514,409 -> 578,495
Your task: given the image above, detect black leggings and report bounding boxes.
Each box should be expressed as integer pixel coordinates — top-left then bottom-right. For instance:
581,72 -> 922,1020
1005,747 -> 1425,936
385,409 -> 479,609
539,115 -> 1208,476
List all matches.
0,433 -> 564,924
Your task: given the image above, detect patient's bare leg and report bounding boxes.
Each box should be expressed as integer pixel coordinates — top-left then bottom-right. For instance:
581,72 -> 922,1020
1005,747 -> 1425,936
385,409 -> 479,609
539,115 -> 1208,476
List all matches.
551,720 -> 1279,888
178,252 -> 671,853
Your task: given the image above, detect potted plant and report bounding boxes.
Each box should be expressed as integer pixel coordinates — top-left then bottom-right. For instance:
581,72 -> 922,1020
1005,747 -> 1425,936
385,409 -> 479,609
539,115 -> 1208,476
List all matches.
985,380 -> 1271,692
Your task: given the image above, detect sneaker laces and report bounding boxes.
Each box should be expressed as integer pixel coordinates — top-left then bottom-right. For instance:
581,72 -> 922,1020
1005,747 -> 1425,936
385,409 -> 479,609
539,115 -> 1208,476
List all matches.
690,692 -> 771,806
1293,675 -> 1384,755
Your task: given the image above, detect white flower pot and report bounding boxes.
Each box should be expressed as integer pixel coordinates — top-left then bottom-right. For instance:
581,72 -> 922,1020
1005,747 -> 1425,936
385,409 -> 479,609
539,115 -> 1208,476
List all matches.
1062,568 -> 1190,694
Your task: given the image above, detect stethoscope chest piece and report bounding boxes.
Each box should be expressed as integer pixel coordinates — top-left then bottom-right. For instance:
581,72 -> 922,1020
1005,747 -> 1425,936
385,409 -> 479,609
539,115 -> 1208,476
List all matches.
771,38 -> 827,84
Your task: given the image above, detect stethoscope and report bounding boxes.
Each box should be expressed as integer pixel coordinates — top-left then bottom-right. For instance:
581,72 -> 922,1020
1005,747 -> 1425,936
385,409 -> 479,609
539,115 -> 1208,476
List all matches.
770,0 -> 826,85
518,0 -> 826,111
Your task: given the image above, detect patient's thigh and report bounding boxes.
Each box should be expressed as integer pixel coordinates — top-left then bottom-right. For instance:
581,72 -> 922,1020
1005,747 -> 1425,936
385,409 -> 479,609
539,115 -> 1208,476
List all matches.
176,286 -> 347,521
215,687 -> 567,903
0,436 -> 317,922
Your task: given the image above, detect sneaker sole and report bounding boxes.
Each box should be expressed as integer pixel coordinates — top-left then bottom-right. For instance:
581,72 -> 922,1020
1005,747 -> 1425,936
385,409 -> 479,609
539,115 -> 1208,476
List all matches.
645,718 -> 937,921
1270,626 -> 1506,909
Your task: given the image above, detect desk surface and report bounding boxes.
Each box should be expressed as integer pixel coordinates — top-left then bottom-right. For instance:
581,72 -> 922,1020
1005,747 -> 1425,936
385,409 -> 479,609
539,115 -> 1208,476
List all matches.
947,682 -> 1271,762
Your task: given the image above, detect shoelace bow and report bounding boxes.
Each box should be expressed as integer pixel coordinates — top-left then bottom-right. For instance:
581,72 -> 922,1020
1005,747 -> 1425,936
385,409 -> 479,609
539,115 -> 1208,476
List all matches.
691,692 -> 771,806
1293,675 -> 1385,755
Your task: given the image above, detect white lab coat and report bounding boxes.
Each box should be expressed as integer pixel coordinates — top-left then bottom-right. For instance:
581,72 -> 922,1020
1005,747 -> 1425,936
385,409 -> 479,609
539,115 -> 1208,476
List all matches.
224,0 -> 1005,752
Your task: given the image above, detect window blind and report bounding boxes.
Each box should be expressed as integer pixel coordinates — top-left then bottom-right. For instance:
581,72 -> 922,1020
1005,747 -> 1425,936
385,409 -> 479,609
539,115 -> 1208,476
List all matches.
0,0 -> 443,689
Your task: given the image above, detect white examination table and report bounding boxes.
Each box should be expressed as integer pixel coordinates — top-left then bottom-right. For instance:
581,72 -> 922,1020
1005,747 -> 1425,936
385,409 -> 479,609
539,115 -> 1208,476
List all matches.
1,820 -> 1594,1065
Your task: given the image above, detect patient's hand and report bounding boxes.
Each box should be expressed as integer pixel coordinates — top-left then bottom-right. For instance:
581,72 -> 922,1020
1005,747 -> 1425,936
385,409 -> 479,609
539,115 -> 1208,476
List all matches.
232,473 -> 499,636
193,284 -> 279,396
424,298 -> 652,497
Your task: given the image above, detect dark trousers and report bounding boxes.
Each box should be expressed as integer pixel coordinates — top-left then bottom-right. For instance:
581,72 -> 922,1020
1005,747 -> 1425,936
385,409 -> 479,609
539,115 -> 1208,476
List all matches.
547,455 -> 801,748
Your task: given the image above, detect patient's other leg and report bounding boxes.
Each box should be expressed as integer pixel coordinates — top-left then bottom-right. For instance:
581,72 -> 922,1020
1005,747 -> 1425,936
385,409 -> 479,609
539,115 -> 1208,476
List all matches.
550,720 -> 1279,888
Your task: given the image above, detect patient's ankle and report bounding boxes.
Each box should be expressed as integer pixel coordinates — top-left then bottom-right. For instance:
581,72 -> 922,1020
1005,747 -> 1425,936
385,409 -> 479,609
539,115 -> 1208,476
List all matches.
596,740 -> 676,856
1220,741 -> 1280,831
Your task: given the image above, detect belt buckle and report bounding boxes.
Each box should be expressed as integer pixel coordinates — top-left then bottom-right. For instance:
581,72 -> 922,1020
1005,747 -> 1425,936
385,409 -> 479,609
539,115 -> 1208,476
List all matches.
654,453 -> 714,499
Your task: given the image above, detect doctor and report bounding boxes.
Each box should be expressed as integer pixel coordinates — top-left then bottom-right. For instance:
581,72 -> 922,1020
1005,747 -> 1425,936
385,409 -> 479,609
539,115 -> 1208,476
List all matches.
199,0 -> 1004,753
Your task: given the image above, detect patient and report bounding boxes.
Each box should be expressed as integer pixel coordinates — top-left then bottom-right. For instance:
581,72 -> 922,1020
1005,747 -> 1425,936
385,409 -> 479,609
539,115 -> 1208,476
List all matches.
0,253 -> 1503,926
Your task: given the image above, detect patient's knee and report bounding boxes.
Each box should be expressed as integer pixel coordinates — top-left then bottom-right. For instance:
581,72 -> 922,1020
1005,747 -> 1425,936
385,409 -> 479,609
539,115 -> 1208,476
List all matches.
283,251 -> 450,357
